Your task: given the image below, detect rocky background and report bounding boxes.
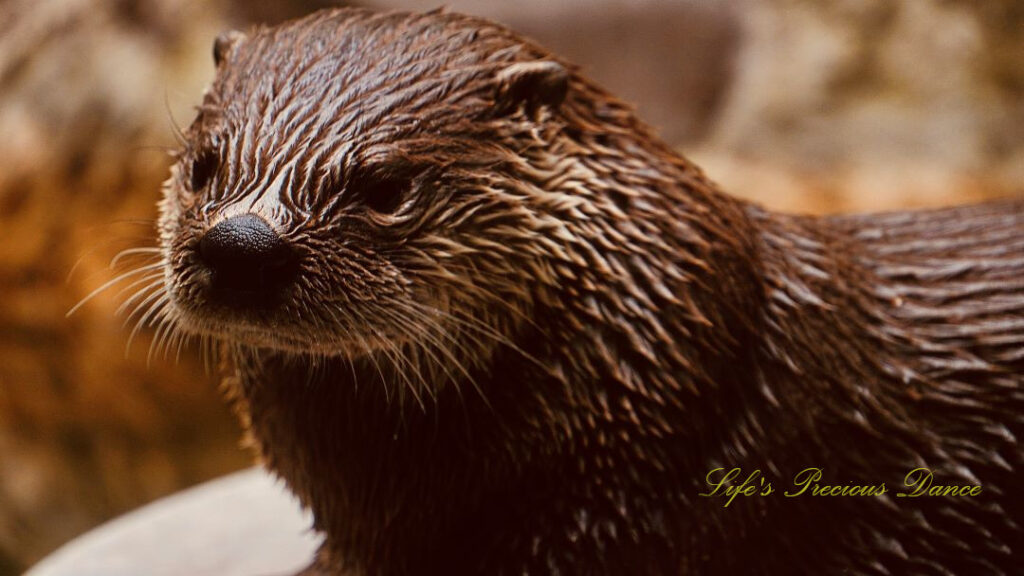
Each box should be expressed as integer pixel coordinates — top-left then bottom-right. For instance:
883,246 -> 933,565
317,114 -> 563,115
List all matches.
0,0 -> 1020,572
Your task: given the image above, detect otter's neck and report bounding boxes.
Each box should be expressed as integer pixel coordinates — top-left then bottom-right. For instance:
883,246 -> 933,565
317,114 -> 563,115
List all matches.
522,126 -> 917,479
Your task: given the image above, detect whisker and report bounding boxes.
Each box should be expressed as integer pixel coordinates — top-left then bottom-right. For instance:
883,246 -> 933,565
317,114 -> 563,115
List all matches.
201,335 -> 219,376
66,236 -> 158,284
353,306 -> 425,409
165,90 -> 187,148
348,310 -> 393,403
411,300 -> 547,370
428,262 -> 540,332
114,274 -> 165,317
322,305 -> 389,400
110,247 -> 162,268
378,306 -> 453,389
102,220 -> 157,228
122,280 -> 169,328
318,309 -> 361,394
384,304 -> 484,404
172,324 -> 193,365
128,291 -> 169,354
148,304 -> 180,366
393,334 -> 433,407
148,313 -> 170,366
132,144 -> 179,155
67,261 -> 165,317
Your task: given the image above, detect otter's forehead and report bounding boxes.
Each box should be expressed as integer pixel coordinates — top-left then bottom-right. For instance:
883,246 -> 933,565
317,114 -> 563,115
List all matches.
206,9 -> 533,147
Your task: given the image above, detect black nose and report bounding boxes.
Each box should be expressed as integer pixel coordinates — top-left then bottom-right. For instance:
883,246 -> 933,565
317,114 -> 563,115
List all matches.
199,214 -> 297,302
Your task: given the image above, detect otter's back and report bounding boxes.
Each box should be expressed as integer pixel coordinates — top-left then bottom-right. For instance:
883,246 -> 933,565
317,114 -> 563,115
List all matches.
834,199 -> 1024,375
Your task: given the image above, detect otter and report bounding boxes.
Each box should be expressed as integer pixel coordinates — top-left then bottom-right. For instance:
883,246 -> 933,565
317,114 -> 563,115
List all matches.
151,7 -> 1022,576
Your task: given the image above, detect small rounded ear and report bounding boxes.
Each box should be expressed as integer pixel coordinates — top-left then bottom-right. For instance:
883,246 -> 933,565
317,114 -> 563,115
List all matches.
213,30 -> 246,66
493,61 -> 569,114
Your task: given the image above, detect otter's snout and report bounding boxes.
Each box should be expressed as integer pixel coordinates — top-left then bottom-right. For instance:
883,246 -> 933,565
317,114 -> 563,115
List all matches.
198,214 -> 297,303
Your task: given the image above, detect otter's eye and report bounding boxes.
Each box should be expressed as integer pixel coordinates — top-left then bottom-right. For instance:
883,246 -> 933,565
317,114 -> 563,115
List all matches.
189,148 -> 218,192
362,176 -> 408,215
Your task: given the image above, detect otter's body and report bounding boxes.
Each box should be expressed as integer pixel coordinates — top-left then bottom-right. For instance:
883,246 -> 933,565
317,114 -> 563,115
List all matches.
154,8 -> 1023,575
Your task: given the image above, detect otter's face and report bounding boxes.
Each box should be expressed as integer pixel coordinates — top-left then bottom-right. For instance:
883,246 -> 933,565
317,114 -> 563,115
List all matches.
157,9 -> 573,359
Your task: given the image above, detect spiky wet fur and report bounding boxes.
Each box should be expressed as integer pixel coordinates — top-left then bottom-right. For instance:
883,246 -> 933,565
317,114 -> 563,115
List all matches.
147,8 -> 1024,576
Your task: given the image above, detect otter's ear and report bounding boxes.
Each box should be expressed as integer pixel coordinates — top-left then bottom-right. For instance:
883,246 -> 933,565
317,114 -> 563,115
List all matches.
213,30 -> 246,66
493,61 -> 569,114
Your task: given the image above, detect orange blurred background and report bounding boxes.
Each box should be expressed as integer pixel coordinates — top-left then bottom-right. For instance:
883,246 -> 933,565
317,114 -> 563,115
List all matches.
0,0 -> 1020,572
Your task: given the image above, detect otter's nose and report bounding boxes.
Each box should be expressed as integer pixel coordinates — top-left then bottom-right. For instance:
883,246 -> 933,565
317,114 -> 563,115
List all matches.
199,214 -> 297,301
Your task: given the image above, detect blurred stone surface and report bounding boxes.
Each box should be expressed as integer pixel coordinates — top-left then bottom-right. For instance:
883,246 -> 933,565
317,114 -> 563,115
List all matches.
0,0 -> 1021,574
0,0 -> 250,571
704,0 -> 1024,211
25,468 -> 320,576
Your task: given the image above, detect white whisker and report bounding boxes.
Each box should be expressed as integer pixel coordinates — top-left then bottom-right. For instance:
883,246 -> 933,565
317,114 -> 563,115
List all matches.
110,247 -> 163,268
128,291 -> 169,353
114,274 -> 165,317
67,261 -> 164,317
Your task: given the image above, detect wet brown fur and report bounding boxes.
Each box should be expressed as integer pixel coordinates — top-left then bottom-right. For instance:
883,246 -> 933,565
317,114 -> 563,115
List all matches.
154,8 -> 1023,576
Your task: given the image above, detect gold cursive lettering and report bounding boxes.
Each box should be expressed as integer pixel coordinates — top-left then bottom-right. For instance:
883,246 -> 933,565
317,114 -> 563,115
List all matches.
897,468 -> 982,498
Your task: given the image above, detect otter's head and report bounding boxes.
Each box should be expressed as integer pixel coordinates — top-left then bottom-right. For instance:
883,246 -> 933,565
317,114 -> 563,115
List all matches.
158,8 -> 628,362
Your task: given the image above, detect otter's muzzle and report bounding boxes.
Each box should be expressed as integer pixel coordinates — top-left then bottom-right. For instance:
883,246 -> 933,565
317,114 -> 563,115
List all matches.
198,214 -> 297,305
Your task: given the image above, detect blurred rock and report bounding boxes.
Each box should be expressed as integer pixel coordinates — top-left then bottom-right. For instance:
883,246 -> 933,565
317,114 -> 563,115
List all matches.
25,468 -> 320,576
0,0 -> 250,571
705,0 -> 1023,211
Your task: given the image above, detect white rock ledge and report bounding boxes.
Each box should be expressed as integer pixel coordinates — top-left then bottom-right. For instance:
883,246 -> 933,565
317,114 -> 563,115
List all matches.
26,467 -> 322,576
